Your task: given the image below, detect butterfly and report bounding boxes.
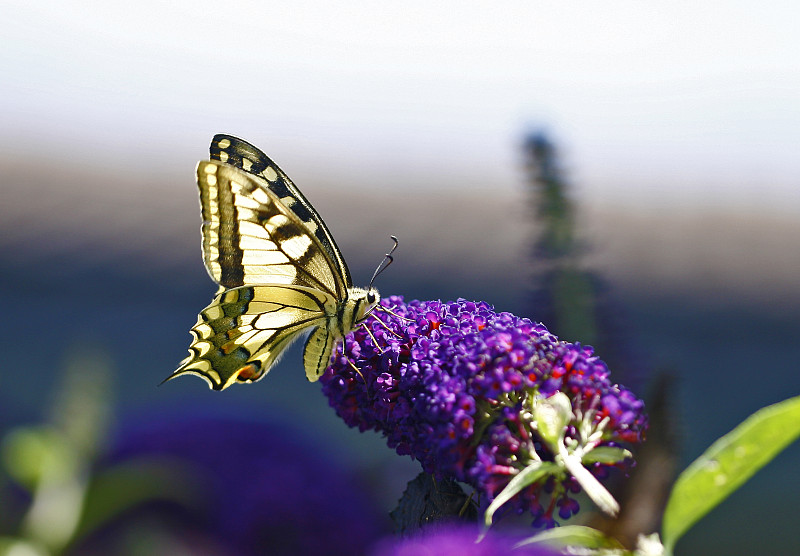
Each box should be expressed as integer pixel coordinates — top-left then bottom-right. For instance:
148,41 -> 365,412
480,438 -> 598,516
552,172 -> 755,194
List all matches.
165,134 -> 392,390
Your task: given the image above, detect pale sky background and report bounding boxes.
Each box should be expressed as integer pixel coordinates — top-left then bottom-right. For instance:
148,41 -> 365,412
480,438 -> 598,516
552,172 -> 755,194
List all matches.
4,1 -> 799,315
3,1 -> 800,214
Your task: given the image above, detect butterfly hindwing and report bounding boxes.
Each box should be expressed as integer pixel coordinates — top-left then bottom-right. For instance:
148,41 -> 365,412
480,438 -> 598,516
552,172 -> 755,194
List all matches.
210,134 -> 353,289
173,285 -> 337,390
303,325 -> 339,381
197,160 -> 346,299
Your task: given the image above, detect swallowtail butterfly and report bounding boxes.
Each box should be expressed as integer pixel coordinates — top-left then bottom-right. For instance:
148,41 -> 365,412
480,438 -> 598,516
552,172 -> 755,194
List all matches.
166,135 -> 383,390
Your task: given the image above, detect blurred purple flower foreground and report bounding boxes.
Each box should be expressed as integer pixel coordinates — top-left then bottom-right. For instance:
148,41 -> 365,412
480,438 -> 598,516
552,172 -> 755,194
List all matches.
320,297 -> 647,527
90,414 -> 385,556
371,525 -> 559,556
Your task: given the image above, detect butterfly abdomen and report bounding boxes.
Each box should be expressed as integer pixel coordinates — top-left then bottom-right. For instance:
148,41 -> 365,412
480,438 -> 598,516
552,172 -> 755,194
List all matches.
301,288 -> 380,381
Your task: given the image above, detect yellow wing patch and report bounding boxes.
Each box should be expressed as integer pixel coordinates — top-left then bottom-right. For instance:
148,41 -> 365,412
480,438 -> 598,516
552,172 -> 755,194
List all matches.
197,161 -> 344,298
172,285 -> 336,390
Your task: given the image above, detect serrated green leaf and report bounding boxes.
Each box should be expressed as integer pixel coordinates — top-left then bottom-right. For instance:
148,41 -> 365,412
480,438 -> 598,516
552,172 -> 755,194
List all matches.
480,461 -> 557,535
390,472 -> 477,535
662,395 -> 800,554
514,525 -> 624,550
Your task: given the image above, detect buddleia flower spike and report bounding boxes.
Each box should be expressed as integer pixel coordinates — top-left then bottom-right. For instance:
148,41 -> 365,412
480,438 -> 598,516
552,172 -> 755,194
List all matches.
320,296 -> 648,529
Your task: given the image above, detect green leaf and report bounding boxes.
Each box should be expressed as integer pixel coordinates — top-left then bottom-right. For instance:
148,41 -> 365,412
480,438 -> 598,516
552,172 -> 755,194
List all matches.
480,461 -> 557,535
514,525 -> 624,551
534,392 -> 572,449
0,537 -> 49,556
70,457 -> 204,544
49,345 -> 113,459
0,427 -> 77,490
582,446 -> 632,465
561,451 -> 619,517
389,473 -> 477,535
662,395 -> 800,554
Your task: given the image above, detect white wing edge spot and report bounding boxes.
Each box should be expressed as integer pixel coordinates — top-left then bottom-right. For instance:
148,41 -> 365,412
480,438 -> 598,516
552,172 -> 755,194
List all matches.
264,166 -> 278,182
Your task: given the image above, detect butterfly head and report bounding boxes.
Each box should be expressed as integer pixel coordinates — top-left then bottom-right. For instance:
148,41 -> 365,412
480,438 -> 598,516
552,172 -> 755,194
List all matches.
348,287 -> 381,325
352,236 -> 398,323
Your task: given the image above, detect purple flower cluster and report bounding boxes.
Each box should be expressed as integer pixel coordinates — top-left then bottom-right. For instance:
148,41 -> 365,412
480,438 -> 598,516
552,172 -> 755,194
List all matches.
320,296 -> 647,527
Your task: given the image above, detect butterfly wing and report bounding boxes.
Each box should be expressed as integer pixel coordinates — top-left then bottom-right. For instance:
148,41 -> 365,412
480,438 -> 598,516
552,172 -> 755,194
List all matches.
209,134 -> 353,289
170,285 -> 337,390
304,325 -> 339,382
197,160 -> 348,300
170,138 -> 368,389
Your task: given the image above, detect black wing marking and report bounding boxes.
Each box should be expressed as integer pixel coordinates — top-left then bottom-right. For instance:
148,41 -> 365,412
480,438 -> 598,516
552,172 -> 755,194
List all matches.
197,160 -> 347,299
210,134 -> 353,288
168,285 -> 335,390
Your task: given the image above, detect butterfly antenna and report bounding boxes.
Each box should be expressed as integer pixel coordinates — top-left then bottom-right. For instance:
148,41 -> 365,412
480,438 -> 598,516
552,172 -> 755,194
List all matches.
368,235 -> 398,290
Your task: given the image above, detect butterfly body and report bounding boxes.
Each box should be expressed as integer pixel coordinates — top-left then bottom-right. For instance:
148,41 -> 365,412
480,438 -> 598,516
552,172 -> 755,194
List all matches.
167,135 -> 378,390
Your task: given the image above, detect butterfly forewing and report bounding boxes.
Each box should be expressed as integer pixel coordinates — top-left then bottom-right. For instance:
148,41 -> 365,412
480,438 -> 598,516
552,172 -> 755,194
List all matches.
173,285 -> 336,390
210,134 -> 353,289
197,160 -> 346,299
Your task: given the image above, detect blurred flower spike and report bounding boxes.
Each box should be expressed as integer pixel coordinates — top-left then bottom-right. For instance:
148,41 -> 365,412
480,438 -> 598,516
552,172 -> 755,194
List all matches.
321,296 -> 647,529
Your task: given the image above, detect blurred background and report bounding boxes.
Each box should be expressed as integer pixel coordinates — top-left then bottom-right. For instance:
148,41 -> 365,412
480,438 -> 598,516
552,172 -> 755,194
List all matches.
2,2 -> 799,555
